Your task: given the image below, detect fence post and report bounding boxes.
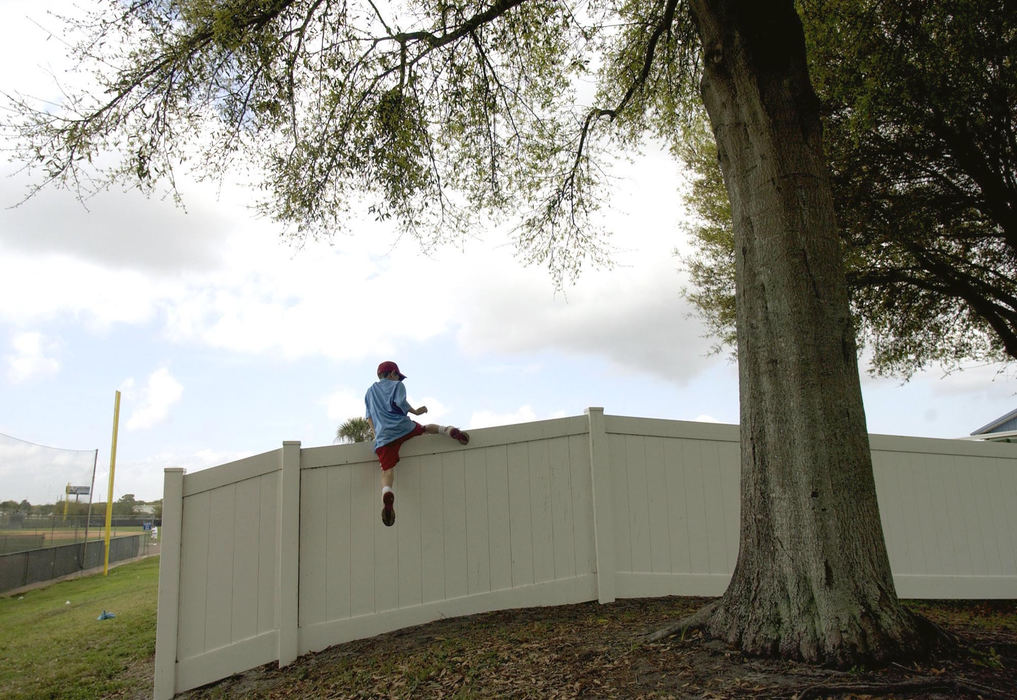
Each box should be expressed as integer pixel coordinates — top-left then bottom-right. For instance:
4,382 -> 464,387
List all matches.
277,441 -> 301,666
586,407 -> 616,604
154,468 -> 186,700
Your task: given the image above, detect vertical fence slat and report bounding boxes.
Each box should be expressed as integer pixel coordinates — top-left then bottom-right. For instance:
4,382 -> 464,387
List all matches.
154,467 -> 185,700
644,437 -> 670,573
608,434 -> 632,573
626,434 -> 651,572
298,469 -> 327,629
277,442 -> 301,667
507,442 -> 534,587
586,408 -> 615,603
349,457 -> 378,613
549,436 -> 576,581
486,446 -> 512,591
258,472 -> 279,635
232,477 -> 261,641
205,488 -> 236,650
327,466 -> 354,619
177,492 -> 210,659
529,440 -> 555,583
442,451 -> 468,599
395,461 -> 422,609
465,448 -> 491,595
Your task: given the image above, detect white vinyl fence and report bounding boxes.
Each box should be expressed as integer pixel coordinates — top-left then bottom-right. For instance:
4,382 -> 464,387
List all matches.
154,408 -> 1017,698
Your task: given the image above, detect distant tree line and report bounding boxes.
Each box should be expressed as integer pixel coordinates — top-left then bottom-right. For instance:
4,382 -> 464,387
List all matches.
0,494 -> 162,520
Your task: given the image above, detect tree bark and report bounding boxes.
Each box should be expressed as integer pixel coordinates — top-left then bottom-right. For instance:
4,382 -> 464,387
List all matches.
687,0 -> 936,665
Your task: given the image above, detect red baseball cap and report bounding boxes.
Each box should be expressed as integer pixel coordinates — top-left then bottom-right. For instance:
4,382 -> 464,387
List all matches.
377,361 -> 406,380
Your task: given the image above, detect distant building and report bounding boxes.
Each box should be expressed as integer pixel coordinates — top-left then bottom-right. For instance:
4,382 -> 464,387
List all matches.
970,408 -> 1017,443
136,504 -> 157,515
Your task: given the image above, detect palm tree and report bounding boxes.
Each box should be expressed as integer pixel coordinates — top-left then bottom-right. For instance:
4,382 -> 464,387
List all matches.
335,416 -> 373,444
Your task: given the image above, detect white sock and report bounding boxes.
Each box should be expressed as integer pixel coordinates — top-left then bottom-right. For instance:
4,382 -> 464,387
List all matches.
439,425 -> 452,436
382,486 -> 393,496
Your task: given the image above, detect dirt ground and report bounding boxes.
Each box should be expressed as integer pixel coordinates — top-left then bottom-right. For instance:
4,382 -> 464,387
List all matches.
171,597 -> 1017,699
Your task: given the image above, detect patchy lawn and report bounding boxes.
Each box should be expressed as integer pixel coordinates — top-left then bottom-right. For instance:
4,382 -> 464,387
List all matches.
178,597 -> 1017,699
0,557 -> 159,700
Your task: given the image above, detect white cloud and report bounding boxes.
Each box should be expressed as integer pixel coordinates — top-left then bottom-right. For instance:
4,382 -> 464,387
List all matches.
325,387 -> 449,427
478,361 -> 545,375
92,447 -> 254,502
469,405 -> 540,429
0,250 -> 165,328
2,32 -> 703,385
323,388 -> 364,422
3,19 -> 702,381
0,0 -> 708,393
124,368 -> 184,431
466,405 -> 572,429
922,363 -> 1015,399
412,397 -> 448,424
0,180 -> 229,273
860,360 -> 1016,401
5,331 -> 60,382
158,224 -> 461,361
0,0 -> 714,394
454,246 -> 713,384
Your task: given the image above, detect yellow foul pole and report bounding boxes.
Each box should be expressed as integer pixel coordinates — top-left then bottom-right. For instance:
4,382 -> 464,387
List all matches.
103,390 -> 121,575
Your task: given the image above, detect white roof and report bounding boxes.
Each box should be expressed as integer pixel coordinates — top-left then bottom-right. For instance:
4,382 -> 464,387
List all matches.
970,408 -> 1017,435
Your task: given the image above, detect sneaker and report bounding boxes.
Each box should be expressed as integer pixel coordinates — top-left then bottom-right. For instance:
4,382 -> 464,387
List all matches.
381,491 -> 395,527
449,427 -> 470,445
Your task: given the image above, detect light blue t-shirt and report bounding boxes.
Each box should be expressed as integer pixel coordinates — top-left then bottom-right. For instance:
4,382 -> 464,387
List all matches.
365,379 -> 416,449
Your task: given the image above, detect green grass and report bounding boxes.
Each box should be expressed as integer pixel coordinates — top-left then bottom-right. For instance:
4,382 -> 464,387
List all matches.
0,557 -> 159,699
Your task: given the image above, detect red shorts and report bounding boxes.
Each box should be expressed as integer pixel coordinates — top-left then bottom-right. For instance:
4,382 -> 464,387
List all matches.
375,422 -> 426,471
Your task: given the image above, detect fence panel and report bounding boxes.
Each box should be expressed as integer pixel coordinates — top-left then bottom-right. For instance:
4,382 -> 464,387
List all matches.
870,435 -> 1017,598
295,417 -> 597,658
171,450 -> 281,695
604,416 -> 741,598
155,412 -> 1017,699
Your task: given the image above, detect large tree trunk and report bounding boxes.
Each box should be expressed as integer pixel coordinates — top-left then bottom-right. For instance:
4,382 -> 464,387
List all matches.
687,0 -> 936,665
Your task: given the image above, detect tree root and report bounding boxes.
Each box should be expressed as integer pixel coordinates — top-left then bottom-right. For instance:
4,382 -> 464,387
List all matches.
797,677 -> 1013,700
647,599 -> 961,661
645,600 -> 719,642
911,609 -> 961,651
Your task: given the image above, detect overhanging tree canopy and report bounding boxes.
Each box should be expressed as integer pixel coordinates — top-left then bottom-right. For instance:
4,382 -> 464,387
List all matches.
682,0 -> 1017,377
11,0 -> 699,285
5,0 -> 943,665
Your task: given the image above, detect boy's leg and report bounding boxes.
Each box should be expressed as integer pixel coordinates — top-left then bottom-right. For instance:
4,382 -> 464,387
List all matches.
423,424 -> 470,445
376,446 -> 400,527
376,423 -> 466,527
379,466 -> 396,526
375,424 -> 426,526
381,484 -> 395,526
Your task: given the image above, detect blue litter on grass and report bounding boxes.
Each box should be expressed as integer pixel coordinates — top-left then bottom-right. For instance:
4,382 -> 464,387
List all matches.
97,610 -> 116,620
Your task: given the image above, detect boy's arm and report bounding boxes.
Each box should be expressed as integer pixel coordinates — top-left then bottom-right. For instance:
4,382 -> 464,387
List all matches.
393,382 -> 426,416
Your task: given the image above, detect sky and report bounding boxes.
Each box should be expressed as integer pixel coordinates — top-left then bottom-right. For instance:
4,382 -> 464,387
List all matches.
1,0 -> 1014,504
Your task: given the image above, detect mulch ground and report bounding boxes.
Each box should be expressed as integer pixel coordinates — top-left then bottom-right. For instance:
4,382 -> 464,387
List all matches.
175,597 -> 1016,699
